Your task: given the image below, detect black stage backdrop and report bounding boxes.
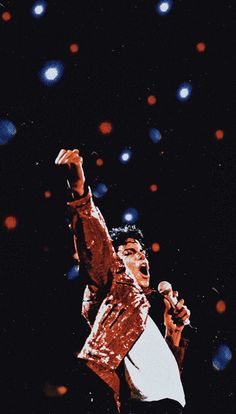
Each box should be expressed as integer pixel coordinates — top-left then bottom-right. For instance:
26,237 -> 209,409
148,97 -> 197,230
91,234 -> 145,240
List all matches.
1,1 -> 235,413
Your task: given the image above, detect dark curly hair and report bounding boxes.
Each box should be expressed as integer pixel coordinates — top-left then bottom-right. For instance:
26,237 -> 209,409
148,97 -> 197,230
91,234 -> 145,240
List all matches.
109,224 -> 146,251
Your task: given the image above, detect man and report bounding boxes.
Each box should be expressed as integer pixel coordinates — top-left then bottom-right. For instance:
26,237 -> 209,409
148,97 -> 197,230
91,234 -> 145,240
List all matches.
55,149 -> 191,414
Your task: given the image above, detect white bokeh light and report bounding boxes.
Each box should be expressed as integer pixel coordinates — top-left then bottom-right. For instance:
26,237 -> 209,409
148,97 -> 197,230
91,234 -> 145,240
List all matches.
180,87 -> 189,98
45,67 -> 59,81
39,60 -> 64,86
32,1 -> 47,18
176,82 -> 192,102
156,0 -> 173,15
119,149 -> 132,164
34,5 -> 44,15
125,213 -> 133,222
160,2 -> 169,12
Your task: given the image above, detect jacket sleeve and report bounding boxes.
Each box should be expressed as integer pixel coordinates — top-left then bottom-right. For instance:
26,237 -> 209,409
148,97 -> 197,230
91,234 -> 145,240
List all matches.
67,187 -> 115,288
165,336 -> 190,374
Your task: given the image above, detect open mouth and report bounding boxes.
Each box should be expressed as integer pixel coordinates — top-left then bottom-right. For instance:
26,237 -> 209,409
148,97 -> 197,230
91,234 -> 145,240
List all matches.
139,264 -> 148,276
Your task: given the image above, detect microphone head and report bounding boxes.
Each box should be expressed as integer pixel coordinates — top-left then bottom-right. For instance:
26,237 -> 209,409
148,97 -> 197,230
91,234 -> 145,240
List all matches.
157,281 -> 172,295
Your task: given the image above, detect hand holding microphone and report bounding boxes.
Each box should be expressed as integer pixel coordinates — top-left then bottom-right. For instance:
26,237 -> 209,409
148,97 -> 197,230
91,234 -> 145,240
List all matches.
158,281 -> 191,329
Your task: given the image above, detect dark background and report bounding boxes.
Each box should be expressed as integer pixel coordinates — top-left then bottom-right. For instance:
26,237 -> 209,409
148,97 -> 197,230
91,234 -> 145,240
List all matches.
1,0 -> 235,413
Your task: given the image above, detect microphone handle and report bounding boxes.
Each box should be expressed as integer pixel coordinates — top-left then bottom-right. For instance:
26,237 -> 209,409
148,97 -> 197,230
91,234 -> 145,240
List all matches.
164,293 -> 190,326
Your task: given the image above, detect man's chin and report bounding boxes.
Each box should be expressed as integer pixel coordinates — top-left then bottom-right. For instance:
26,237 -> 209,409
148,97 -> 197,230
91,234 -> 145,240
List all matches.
139,278 -> 150,288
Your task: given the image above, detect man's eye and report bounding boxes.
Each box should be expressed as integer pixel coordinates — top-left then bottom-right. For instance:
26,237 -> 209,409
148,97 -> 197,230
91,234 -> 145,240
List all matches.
124,251 -> 133,256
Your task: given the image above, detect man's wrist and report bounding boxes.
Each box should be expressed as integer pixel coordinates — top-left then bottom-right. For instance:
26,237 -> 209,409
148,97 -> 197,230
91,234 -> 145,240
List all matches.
165,327 -> 183,347
71,182 -> 88,199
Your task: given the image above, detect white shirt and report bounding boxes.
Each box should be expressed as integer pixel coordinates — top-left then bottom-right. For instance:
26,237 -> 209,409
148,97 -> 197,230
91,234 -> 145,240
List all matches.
124,316 -> 186,407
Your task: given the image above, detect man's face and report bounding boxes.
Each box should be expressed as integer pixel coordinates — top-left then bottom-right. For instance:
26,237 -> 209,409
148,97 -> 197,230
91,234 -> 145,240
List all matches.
117,238 -> 150,288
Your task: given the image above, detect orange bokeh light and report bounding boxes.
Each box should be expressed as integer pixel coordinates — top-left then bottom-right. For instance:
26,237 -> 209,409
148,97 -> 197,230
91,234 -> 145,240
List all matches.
196,42 -> 206,52
57,386 -> 68,396
215,129 -> 224,140
216,300 -> 226,314
96,158 -> 104,167
147,95 -> 157,105
69,43 -> 79,53
2,11 -> 11,21
150,184 -> 158,192
99,121 -> 113,135
152,242 -> 160,253
44,190 -> 52,199
4,215 -> 17,230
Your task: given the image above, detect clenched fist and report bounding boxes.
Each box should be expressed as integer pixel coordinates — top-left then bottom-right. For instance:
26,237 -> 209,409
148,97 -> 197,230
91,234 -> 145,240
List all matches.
55,149 -> 85,196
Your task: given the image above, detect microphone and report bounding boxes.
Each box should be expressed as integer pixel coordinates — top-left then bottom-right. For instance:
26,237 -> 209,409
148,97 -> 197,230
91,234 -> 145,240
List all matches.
158,281 -> 191,326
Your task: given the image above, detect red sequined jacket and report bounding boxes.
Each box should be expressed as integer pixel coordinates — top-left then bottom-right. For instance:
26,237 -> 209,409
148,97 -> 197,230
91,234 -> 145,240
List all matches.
68,189 -> 189,410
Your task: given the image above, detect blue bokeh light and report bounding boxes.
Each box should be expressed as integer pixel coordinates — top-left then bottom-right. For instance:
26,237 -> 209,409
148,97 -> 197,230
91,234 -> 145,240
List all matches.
155,0 -> 173,15
212,344 -> 232,371
31,1 -> 47,18
0,119 -> 17,145
122,208 -> 139,224
93,183 -> 108,198
119,149 -> 132,164
149,128 -> 162,143
67,265 -> 80,281
176,82 -> 192,102
39,61 -> 64,86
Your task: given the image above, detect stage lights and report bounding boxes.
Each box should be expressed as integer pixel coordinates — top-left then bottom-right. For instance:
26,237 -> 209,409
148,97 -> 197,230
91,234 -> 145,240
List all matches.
99,121 -> 113,135
176,82 -> 192,102
212,344 -> 232,371
122,208 -> 139,224
93,183 -> 108,198
215,129 -> 224,140
147,95 -> 157,105
119,149 -> 132,164
0,119 -> 17,145
149,128 -> 162,143
3,215 -> 18,230
39,61 -> 64,85
67,265 -> 80,280
31,1 -> 47,18
151,242 -> 160,252
155,0 -> 173,15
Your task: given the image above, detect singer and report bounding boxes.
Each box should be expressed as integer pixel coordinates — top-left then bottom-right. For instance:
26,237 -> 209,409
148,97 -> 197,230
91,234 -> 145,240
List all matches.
55,149 -> 191,414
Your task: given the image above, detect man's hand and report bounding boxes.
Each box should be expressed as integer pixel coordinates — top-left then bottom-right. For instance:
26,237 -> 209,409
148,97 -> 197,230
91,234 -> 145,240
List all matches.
55,149 -> 85,196
164,292 -> 191,346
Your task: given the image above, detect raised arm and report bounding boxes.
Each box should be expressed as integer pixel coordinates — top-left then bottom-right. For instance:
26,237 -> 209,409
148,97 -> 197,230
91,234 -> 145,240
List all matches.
55,149 -> 115,288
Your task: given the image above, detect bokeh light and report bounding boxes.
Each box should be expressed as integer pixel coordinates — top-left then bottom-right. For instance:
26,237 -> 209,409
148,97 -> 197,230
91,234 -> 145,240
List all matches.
99,121 -> 113,135
96,158 -> 104,167
149,128 -> 162,143
31,1 -> 47,18
4,215 -> 18,230
0,119 -> 17,145
69,43 -> 79,53
216,300 -> 226,314
122,208 -> 139,224
2,11 -> 12,21
57,386 -> 68,396
215,129 -> 224,140
196,42 -> 206,53
150,184 -> 159,192
152,242 -> 161,252
119,149 -> 132,164
212,344 -> 232,371
93,183 -> 108,198
67,265 -> 80,280
147,95 -> 157,105
44,190 -> 52,199
39,61 -> 64,86
176,82 -> 192,102
155,0 -> 173,15
44,382 -> 68,397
